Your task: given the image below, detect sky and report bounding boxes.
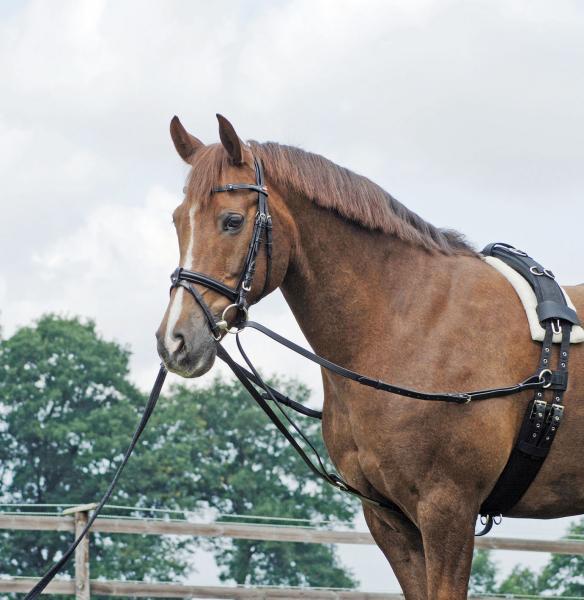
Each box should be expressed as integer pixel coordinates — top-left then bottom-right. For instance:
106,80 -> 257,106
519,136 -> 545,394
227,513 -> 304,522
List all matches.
1,0 -> 584,594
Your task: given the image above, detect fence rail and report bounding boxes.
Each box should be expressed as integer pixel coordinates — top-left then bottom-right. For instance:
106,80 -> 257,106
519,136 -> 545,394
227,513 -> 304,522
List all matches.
2,512 -> 584,555
1,508 -> 582,598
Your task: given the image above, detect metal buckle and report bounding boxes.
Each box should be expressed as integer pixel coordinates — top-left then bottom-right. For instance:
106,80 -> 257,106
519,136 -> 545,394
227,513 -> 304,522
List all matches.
552,320 -> 562,335
531,399 -> 547,419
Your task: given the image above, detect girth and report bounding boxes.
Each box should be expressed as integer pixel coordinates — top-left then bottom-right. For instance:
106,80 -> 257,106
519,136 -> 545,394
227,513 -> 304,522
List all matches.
479,243 -> 580,524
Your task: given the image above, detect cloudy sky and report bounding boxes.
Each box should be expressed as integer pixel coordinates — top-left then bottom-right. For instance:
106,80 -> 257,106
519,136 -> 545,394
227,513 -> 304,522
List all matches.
1,0 -> 584,593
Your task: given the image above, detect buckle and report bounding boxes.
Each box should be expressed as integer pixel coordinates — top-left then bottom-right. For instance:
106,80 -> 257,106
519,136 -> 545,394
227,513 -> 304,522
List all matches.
530,399 -> 547,420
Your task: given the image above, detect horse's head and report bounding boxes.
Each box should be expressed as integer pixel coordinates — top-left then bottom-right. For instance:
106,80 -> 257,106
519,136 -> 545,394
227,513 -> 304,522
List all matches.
156,115 -> 291,377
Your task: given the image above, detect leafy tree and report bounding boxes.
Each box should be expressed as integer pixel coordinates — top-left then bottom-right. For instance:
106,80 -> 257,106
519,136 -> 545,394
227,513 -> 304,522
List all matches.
0,315 -> 187,584
0,314 -> 357,592
469,549 -> 498,595
498,564 -> 540,596
157,378 -> 358,588
537,520 -> 584,597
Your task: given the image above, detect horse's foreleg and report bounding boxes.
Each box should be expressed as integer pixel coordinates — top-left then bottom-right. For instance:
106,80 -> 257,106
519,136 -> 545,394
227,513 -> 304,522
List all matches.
417,492 -> 476,600
363,505 -> 427,600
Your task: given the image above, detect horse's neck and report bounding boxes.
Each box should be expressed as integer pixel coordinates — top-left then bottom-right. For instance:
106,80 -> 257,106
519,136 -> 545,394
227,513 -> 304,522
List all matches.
279,195 -> 463,366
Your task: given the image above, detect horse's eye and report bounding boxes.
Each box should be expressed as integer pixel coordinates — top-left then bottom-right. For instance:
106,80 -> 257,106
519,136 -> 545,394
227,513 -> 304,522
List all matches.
223,213 -> 245,231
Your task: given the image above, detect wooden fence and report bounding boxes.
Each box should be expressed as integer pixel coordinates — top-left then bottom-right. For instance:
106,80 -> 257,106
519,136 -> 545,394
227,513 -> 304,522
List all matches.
1,507 -> 583,598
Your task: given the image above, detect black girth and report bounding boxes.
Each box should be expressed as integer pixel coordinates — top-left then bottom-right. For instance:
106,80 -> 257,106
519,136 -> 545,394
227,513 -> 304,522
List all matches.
478,243 -> 579,528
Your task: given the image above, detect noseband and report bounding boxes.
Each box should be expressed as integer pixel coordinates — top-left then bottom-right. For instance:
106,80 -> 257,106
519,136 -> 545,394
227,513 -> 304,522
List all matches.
169,157 -> 272,339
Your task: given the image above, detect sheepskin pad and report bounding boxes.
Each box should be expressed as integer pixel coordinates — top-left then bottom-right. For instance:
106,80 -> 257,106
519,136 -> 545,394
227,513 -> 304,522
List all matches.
484,256 -> 584,344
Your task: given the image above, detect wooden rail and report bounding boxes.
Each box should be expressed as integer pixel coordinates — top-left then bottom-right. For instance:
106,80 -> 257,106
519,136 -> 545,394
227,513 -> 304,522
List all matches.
0,577 -> 507,599
1,509 -> 582,598
2,512 -> 584,555
0,577 -> 407,598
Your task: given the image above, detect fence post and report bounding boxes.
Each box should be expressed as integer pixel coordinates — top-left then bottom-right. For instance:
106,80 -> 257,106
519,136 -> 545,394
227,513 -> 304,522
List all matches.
62,503 -> 97,600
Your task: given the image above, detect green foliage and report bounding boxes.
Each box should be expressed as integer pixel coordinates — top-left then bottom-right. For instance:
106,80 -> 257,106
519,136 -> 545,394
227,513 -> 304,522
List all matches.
498,564 -> 540,596
469,549 -> 498,595
536,520 -> 584,597
160,378 -> 358,588
0,315 -> 188,582
470,549 -> 542,597
0,314 -> 357,590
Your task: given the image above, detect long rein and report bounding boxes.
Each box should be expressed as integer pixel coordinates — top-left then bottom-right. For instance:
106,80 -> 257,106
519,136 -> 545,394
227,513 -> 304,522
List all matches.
24,157 -> 550,598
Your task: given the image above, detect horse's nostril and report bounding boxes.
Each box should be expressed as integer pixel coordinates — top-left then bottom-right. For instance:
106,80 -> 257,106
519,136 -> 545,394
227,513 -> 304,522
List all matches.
174,333 -> 186,355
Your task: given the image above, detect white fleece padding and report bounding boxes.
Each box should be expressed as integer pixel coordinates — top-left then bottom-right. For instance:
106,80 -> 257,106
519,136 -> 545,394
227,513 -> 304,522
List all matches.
484,256 -> 584,344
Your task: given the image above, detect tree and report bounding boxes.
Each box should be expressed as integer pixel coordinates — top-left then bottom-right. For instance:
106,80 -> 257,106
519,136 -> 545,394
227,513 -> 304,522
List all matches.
498,565 -> 540,596
155,377 -> 359,588
0,315 -> 188,584
0,314 -> 357,590
469,550 -> 498,595
537,520 -> 584,597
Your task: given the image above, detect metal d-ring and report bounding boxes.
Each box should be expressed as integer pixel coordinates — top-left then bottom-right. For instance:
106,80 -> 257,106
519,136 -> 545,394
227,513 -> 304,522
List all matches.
530,266 -> 544,276
217,303 -> 248,335
552,319 -> 562,335
539,368 -> 553,388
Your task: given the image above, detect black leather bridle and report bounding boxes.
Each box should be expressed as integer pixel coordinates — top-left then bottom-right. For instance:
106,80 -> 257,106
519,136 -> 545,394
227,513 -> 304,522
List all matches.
169,157 -> 272,341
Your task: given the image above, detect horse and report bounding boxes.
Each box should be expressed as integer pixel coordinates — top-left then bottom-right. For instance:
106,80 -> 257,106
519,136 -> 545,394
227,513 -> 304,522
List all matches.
155,114 -> 584,600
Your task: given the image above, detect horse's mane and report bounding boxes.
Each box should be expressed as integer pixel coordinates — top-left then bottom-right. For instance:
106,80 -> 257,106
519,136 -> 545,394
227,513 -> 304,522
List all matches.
188,141 -> 476,256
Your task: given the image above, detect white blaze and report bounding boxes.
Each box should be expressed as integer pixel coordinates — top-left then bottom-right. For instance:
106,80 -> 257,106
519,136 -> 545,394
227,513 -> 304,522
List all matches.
164,206 -> 196,353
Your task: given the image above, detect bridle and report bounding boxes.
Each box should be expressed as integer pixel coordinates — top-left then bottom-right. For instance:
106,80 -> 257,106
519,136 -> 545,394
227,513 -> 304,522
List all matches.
169,157 -> 272,340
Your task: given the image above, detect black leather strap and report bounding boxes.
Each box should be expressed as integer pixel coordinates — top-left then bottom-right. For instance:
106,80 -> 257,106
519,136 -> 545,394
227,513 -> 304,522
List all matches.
241,320 -> 547,404
171,268 -> 238,303
217,342 -> 400,512
483,243 -> 581,327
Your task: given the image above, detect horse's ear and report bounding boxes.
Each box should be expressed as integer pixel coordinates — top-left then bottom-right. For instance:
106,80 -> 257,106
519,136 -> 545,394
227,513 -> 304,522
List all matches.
170,116 -> 204,163
217,114 -> 243,165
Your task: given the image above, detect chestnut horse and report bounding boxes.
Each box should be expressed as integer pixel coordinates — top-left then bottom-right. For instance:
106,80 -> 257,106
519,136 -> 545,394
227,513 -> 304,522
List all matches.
156,115 -> 584,600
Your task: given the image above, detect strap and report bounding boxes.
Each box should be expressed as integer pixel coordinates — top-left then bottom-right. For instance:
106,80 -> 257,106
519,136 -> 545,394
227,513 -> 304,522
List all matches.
481,322 -> 570,516
225,357 -> 322,419
537,301 -> 580,326
24,366 -> 168,599
213,183 -> 268,194
177,281 -> 222,339
171,268 -> 238,302
482,243 -> 581,328
217,343 -> 401,512
241,321 -> 546,404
